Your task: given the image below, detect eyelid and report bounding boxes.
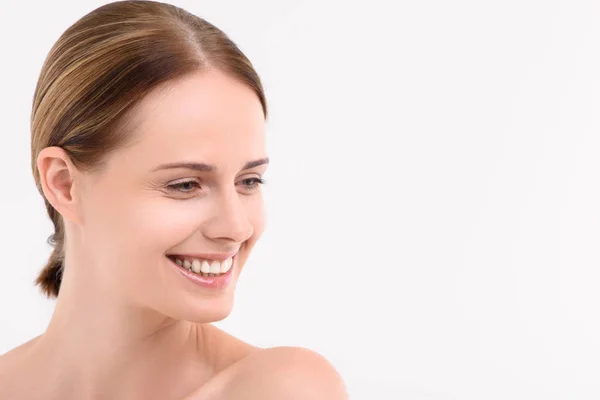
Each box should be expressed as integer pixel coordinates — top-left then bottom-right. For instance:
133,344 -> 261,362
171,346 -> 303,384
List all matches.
169,177 -> 201,185
238,176 -> 264,183
164,175 -> 264,196
238,171 -> 264,179
165,178 -> 202,194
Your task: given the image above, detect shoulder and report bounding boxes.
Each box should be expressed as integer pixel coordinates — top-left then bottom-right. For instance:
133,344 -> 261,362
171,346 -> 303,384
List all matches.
222,346 -> 348,400
0,336 -> 41,394
0,336 -> 39,367
185,326 -> 347,400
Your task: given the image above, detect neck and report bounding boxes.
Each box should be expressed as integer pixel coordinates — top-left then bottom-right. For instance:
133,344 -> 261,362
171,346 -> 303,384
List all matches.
27,260 -> 207,400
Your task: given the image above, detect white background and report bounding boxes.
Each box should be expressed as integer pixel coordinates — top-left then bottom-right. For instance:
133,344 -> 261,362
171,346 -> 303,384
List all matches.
2,1 -> 600,399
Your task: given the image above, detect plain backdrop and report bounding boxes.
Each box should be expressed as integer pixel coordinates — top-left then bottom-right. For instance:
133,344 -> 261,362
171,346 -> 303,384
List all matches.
2,0 -> 600,399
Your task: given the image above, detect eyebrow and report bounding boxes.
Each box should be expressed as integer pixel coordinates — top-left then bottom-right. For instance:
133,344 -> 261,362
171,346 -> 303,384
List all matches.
151,157 -> 269,173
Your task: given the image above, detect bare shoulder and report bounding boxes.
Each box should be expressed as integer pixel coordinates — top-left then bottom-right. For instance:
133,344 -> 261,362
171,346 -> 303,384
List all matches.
0,336 -> 39,367
221,346 -> 348,400
0,336 -> 40,392
181,326 -> 347,400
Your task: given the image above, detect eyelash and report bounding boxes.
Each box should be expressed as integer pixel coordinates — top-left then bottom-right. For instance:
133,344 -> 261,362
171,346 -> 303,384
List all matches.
166,177 -> 266,195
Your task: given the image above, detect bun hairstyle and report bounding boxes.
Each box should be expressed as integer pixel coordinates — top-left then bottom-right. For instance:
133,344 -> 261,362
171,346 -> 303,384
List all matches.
30,0 -> 267,297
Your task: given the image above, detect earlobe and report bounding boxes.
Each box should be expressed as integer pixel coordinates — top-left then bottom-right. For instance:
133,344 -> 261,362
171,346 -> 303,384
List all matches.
37,146 -> 82,225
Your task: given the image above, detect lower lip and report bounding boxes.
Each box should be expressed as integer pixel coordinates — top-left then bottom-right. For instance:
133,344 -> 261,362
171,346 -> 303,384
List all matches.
167,256 -> 235,289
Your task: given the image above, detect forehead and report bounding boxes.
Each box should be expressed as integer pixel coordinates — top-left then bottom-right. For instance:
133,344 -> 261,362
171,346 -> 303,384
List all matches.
114,69 -> 266,171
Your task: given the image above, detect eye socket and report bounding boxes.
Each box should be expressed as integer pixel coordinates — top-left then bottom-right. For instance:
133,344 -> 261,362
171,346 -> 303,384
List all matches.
239,177 -> 266,192
166,180 -> 201,193
165,176 -> 266,198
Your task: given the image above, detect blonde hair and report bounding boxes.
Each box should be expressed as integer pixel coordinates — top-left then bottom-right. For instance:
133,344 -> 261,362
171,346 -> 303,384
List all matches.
30,0 -> 267,297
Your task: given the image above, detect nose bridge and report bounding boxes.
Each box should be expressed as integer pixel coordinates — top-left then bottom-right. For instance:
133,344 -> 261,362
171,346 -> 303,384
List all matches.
204,187 -> 253,243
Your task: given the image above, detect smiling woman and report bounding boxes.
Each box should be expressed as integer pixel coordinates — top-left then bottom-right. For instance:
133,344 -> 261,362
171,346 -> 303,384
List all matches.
0,1 -> 347,399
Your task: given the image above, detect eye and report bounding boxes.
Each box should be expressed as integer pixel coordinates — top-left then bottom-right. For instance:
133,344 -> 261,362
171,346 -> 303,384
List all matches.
166,179 -> 201,193
239,177 -> 266,192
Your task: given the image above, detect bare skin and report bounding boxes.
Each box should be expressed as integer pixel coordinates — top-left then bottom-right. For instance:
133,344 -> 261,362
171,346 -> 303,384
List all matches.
0,69 -> 347,400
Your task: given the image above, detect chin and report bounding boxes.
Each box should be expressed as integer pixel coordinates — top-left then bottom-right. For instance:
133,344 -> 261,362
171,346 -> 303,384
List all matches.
187,299 -> 234,323
155,293 -> 236,324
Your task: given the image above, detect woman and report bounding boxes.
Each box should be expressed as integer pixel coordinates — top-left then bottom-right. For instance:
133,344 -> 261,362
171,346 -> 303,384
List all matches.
0,1 -> 347,399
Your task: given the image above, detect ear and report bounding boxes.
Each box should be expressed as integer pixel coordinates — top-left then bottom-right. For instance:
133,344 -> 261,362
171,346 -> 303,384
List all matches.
37,146 -> 83,225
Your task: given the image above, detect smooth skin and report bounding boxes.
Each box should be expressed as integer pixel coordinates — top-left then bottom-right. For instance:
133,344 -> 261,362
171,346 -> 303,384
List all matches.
0,69 -> 347,400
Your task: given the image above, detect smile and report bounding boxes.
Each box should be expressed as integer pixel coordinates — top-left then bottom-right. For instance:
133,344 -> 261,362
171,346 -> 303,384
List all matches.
167,255 -> 233,277
165,253 -> 237,290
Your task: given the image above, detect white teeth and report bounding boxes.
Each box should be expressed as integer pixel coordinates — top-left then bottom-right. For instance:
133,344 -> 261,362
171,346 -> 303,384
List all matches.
172,256 -> 234,276
201,260 -> 211,274
210,260 -> 221,274
220,258 -> 232,273
191,259 -> 202,273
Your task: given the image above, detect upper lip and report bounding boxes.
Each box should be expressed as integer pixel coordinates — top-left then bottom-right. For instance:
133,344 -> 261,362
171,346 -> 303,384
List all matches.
167,250 -> 238,261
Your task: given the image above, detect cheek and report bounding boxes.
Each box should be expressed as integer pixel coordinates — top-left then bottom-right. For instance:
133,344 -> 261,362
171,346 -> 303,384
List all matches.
84,191 -> 193,258
130,199 -> 202,251
87,197 -> 200,290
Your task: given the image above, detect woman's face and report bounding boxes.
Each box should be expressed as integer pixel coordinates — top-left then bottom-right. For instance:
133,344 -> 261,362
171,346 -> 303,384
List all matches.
75,70 -> 268,322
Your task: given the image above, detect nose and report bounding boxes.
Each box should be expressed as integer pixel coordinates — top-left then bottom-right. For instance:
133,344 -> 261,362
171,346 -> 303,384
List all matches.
203,189 -> 254,243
